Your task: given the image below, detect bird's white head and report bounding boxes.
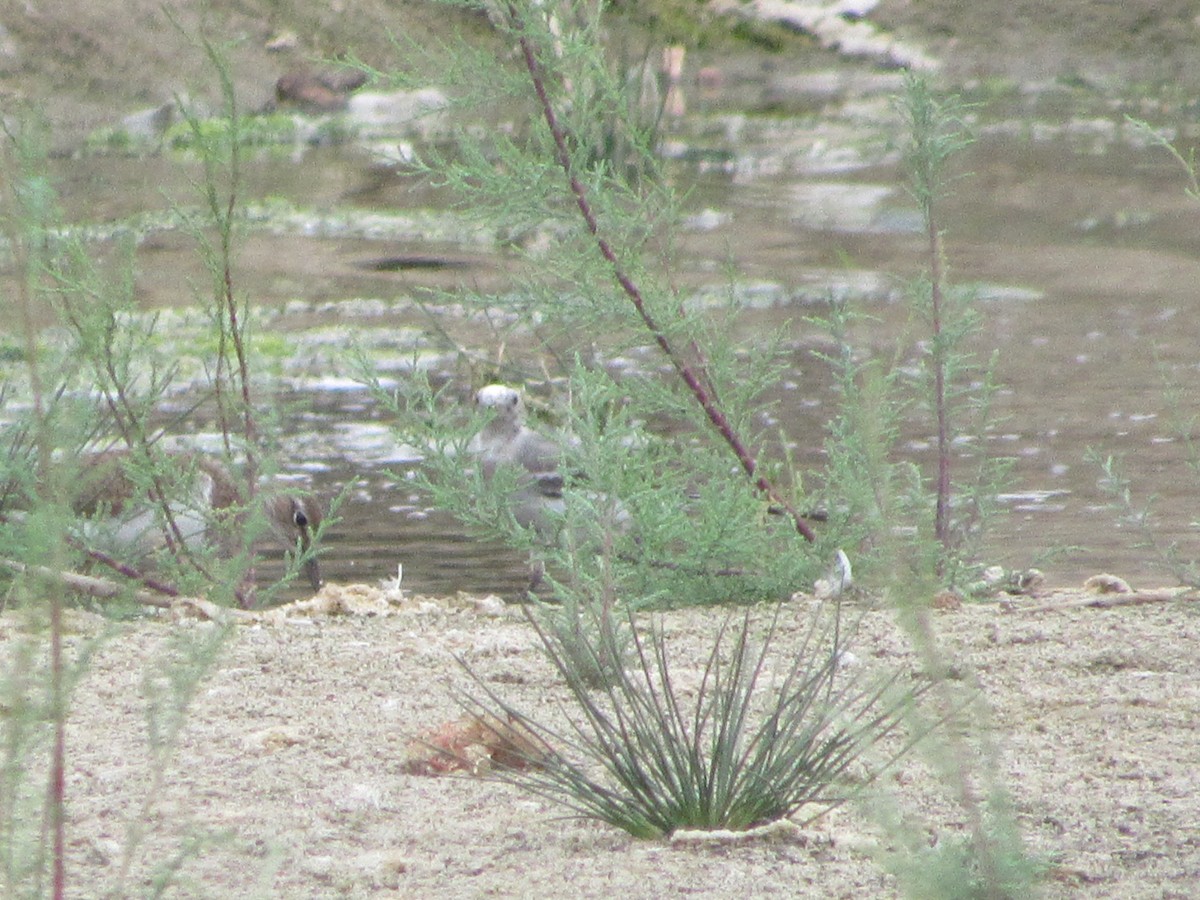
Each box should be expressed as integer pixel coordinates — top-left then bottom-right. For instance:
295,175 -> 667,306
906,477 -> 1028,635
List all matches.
474,384 -> 525,425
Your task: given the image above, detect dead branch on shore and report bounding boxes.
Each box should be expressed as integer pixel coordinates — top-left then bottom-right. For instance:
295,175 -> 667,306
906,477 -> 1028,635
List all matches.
0,557 -> 247,622
1,557 -> 172,607
1018,588 -> 1199,614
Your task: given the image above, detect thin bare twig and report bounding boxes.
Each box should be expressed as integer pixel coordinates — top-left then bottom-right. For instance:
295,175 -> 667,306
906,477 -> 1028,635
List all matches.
0,558 -> 173,608
69,544 -> 183,599
198,32 -> 259,488
1018,589 -> 1198,613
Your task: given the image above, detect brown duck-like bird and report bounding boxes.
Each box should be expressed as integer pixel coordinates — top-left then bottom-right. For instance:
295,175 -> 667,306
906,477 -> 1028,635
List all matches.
74,450 -> 323,595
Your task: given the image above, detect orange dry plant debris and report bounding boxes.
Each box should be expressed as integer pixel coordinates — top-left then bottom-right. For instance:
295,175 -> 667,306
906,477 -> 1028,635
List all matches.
403,712 -> 553,776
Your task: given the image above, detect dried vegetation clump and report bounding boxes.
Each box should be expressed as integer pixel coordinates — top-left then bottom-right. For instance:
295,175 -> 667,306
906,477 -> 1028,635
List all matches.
403,712 -> 553,776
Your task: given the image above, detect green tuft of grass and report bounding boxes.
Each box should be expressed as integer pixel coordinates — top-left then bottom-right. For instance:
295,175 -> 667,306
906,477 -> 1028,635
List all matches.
461,603 -> 933,839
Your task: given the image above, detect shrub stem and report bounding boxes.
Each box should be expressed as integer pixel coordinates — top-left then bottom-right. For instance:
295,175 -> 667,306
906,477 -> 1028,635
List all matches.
927,214 -> 951,552
507,2 -> 815,542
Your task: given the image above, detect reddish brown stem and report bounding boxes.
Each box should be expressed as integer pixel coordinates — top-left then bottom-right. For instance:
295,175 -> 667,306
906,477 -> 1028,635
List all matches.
75,543 -> 182,598
220,201 -> 259,488
195,40 -> 258,496
509,6 -> 815,542
215,93 -> 259,490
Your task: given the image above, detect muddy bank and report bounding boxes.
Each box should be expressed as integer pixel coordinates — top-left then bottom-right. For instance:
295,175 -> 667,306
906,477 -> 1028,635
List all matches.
2,1 -> 1198,146
874,0 -> 1200,92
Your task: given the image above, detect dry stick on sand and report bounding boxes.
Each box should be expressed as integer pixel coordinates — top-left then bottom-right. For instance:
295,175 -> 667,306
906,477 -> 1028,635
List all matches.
73,544 -> 185,599
0,557 -> 251,622
1019,589 -> 1200,613
0,507 -> 187,601
0,557 -> 173,608
506,3 -> 816,543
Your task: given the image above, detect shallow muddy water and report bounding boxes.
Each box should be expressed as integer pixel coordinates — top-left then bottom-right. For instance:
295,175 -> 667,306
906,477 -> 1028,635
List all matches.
20,70 -> 1200,599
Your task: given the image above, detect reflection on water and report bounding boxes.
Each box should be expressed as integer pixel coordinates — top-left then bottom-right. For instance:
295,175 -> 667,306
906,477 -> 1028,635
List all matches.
24,73 -> 1200,596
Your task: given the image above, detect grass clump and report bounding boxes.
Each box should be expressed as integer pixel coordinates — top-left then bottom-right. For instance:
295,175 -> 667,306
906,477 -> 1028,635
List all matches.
464,604 -> 932,838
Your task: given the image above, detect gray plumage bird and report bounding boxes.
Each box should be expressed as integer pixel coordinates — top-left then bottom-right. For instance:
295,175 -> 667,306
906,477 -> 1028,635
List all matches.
468,383 -> 636,594
468,383 -> 567,540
